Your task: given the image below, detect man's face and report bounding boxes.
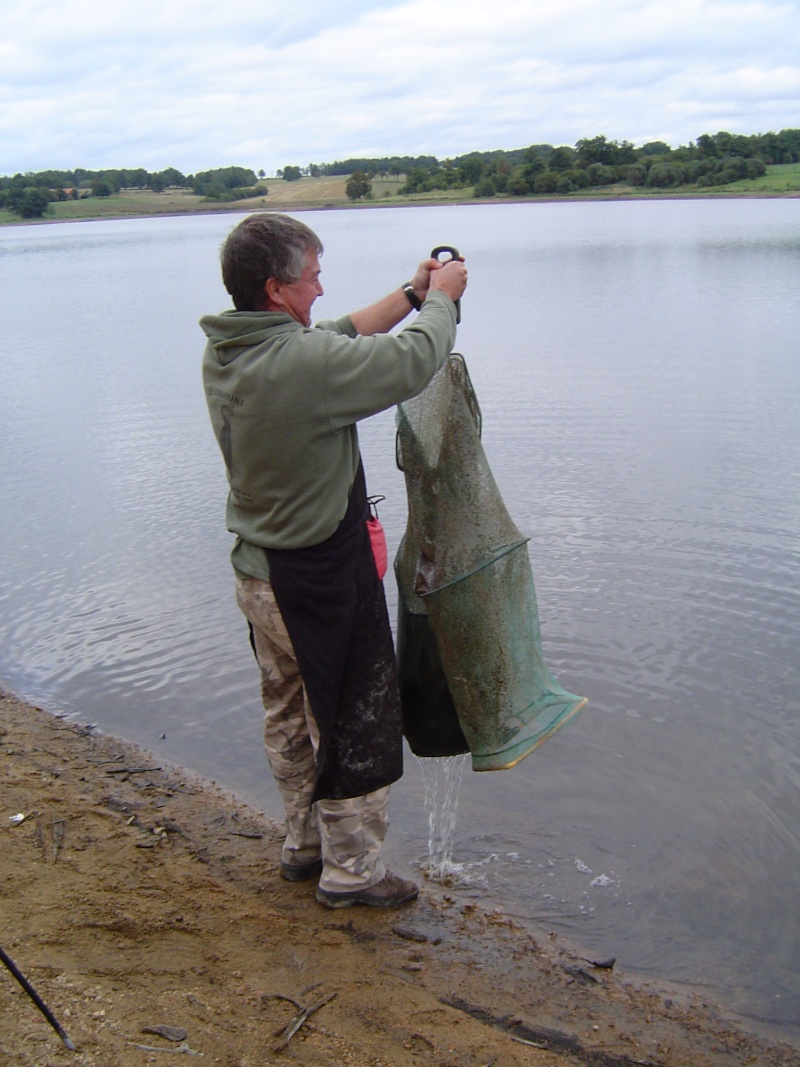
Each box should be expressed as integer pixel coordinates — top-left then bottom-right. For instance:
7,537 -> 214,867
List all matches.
267,250 -> 323,327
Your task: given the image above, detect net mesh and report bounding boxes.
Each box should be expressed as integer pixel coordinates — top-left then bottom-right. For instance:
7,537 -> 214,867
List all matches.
395,355 -> 587,770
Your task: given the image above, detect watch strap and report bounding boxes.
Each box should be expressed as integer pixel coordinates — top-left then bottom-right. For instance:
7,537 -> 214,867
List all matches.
402,283 -> 422,311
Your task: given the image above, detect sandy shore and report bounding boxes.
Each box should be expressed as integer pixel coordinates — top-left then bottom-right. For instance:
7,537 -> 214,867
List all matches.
1,688 -> 797,1067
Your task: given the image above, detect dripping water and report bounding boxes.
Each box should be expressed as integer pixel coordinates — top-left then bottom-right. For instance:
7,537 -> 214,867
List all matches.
416,754 -> 469,881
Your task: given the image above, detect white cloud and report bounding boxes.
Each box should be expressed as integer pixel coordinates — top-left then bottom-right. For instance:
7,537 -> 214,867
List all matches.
0,0 -> 797,174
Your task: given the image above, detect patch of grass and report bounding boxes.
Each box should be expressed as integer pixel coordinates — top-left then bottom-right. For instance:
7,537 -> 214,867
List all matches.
45,189 -> 225,220
370,176 -> 405,197
258,176 -> 349,205
722,161 -> 800,193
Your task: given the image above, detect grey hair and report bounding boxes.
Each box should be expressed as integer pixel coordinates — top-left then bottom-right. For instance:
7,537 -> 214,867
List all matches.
220,212 -> 324,311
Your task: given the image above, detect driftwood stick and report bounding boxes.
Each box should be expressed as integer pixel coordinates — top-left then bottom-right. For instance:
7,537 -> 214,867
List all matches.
262,992 -> 304,1012
0,944 -> 76,1050
50,818 -> 67,863
509,1034 -> 547,1049
105,766 -> 162,775
127,1041 -> 201,1055
275,992 -> 336,1051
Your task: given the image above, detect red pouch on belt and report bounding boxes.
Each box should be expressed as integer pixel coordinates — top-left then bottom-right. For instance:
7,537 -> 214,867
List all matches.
367,516 -> 388,580
366,495 -> 388,580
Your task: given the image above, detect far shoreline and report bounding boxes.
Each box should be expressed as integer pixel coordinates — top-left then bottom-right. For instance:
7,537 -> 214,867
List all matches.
2,185 -> 798,229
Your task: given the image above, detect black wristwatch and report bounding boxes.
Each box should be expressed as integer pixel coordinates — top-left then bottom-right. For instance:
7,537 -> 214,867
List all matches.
402,283 -> 422,311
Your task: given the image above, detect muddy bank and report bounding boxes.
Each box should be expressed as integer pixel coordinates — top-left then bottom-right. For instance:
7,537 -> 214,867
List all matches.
1,689 -> 797,1066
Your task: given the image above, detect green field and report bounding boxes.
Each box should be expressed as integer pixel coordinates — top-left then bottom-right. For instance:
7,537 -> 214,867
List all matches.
2,163 -> 798,227
716,161 -> 800,193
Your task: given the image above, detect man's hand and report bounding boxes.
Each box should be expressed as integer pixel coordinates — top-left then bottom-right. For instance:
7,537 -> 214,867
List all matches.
428,259 -> 468,305
407,257 -> 443,303
408,256 -> 468,306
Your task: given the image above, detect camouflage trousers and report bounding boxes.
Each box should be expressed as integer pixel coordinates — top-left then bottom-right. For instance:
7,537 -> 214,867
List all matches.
235,575 -> 389,892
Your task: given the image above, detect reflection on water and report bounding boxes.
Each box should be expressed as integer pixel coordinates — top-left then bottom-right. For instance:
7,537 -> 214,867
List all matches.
1,202 -> 799,1040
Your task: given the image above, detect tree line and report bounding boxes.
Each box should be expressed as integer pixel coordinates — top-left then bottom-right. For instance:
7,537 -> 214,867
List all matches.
0,165 -> 266,219
2,128 -> 799,218
342,129 -> 800,200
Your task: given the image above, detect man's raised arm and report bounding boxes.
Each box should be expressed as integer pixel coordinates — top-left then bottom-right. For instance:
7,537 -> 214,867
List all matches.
349,257 -> 468,336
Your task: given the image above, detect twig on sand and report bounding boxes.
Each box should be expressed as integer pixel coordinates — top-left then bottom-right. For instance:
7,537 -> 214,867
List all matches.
105,765 -> 162,775
35,815 -> 68,863
127,1040 -> 202,1055
50,818 -> 67,862
271,991 -> 336,1051
509,1034 -> 547,1048
262,992 -> 305,1012
0,944 -> 76,1051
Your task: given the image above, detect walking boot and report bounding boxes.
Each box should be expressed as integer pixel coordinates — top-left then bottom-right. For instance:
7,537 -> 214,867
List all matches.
315,870 -> 419,909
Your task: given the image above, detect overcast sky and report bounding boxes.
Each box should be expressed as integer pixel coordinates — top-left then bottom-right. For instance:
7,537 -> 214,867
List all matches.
3,0 -> 798,176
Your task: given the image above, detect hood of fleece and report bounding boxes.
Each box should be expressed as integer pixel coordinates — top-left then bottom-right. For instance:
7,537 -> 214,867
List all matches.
200,310 -> 298,365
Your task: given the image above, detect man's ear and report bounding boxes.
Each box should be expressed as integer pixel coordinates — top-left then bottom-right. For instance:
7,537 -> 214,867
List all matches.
264,276 -> 284,309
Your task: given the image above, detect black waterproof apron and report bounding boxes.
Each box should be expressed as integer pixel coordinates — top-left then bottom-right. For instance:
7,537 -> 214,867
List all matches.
264,461 -> 403,803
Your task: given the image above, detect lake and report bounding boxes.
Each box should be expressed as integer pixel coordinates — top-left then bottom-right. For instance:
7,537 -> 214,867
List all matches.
1,199 -> 798,1041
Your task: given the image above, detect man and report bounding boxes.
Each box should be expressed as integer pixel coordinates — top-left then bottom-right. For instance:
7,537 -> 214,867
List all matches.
201,212 -> 467,909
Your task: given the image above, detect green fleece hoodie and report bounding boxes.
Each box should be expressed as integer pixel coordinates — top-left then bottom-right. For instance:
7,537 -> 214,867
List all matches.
200,291 -> 457,580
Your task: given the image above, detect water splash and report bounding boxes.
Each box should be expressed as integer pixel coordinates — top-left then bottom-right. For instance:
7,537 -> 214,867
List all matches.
416,754 -> 468,881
